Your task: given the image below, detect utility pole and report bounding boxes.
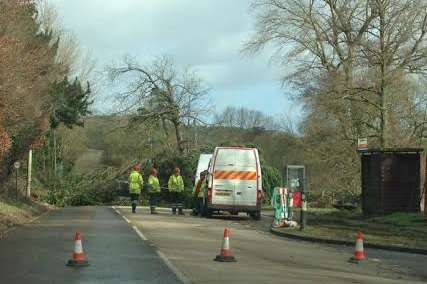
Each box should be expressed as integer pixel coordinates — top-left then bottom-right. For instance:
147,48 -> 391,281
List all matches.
26,149 -> 32,199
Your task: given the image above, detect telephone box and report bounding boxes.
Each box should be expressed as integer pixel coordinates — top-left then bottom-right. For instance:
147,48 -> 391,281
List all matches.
285,165 -> 306,207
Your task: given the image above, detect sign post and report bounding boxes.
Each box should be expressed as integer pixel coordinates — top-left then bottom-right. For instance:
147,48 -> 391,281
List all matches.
14,161 -> 20,201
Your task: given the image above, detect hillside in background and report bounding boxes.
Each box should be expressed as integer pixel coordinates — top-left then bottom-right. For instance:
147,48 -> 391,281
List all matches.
78,115 -> 300,173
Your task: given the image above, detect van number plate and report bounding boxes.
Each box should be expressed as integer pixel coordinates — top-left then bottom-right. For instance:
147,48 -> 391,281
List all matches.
215,190 -> 231,196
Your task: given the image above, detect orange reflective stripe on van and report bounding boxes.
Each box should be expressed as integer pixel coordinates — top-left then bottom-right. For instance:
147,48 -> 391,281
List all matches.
214,171 -> 257,180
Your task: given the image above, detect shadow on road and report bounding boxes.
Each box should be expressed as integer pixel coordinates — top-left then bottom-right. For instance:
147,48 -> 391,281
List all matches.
204,214 -> 251,221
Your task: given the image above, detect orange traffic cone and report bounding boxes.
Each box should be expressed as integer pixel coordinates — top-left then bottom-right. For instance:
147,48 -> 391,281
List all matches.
214,228 -> 236,262
66,232 -> 89,267
349,231 -> 365,263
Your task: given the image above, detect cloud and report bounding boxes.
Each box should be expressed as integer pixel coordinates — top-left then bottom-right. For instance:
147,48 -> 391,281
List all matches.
50,0 -> 298,117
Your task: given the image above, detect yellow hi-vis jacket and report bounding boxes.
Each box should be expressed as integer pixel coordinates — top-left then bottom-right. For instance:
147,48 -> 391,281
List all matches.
193,176 -> 207,198
168,175 -> 184,192
148,175 -> 161,193
129,170 -> 143,194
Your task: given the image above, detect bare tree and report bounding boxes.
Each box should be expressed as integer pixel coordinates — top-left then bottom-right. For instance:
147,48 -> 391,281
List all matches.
245,0 -> 427,148
37,0 -> 96,82
107,55 -> 210,153
215,106 -> 279,130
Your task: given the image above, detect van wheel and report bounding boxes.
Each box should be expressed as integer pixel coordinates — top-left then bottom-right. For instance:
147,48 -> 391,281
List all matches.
250,211 -> 261,221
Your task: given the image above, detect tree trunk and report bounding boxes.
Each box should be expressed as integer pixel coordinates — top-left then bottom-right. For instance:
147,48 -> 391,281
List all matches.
161,119 -> 169,138
172,120 -> 184,153
379,85 -> 387,148
379,6 -> 387,149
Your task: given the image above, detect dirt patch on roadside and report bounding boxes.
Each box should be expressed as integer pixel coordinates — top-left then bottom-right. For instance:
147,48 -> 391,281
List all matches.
0,199 -> 51,235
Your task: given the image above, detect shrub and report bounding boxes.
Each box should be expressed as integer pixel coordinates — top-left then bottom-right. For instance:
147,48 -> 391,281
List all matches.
261,165 -> 282,204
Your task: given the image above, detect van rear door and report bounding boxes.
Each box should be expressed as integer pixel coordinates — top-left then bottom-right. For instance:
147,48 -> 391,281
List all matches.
195,154 -> 212,185
211,149 -> 235,206
233,149 -> 258,207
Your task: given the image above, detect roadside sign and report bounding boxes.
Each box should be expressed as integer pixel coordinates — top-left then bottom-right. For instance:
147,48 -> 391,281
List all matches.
357,138 -> 368,151
14,161 -> 21,169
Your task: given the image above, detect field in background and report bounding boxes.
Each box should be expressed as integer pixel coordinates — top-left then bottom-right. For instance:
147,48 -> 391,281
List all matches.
73,149 -> 104,174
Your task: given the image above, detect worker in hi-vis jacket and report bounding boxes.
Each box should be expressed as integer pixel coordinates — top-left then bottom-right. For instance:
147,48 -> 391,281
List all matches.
128,164 -> 143,213
168,166 -> 185,215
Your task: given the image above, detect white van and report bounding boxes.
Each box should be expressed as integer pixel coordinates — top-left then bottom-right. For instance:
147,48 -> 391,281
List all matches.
203,146 -> 262,220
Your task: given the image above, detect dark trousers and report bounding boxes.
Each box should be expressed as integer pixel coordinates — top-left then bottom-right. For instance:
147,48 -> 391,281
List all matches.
149,192 -> 160,209
169,191 -> 184,214
194,197 -> 204,215
130,193 -> 140,213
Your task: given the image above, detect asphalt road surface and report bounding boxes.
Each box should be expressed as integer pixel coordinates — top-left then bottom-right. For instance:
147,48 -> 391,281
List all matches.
0,207 -> 184,284
1,206 -> 427,284
117,206 -> 427,284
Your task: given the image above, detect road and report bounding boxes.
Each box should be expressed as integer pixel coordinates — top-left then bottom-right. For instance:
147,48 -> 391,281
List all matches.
0,207 -> 184,284
117,206 -> 427,284
1,206 -> 426,284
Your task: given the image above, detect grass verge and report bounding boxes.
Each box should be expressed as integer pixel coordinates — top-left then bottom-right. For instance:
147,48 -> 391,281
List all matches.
0,198 -> 50,234
276,208 -> 427,249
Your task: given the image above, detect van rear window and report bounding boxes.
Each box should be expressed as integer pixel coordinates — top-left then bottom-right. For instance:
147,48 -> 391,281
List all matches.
235,150 -> 256,166
215,149 -> 256,167
215,149 -> 235,166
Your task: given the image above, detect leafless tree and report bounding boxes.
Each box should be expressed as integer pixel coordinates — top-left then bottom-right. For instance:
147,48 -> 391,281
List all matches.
107,55 -> 210,153
245,0 -> 427,148
37,0 -> 96,82
215,106 -> 279,130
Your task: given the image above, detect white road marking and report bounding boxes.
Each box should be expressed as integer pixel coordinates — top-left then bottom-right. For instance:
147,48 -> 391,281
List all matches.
114,206 -> 191,284
132,226 -> 148,241
111,206 -> 122,215
131,224 -> 191,283
156,250 -> 192,284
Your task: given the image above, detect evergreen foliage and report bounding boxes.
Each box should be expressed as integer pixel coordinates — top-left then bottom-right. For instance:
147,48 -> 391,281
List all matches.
50,77 -> 92,129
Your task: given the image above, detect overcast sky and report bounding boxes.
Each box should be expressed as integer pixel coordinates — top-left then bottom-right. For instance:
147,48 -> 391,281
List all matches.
50,0 -> 301,121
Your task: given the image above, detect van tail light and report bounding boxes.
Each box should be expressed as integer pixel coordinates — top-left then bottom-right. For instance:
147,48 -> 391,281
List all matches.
257,190 -> 262,204
208,188 -> 212,203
